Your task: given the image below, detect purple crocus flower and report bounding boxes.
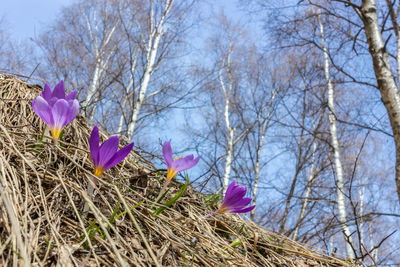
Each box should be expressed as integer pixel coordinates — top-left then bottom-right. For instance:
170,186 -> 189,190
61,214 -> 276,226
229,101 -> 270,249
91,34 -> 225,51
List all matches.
89,125 -> 134,177
32,96 -> 79,140
204,180 -> 255,218
162,141 -> 200,182
35,81 -> 77,107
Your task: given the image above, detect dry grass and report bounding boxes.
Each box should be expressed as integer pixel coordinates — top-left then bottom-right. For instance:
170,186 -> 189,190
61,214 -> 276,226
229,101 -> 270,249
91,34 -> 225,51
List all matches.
0,74 -> 358,266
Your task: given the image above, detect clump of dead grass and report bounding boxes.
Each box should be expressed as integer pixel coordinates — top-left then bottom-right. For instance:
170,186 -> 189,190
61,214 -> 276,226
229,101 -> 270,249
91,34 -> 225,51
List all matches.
0,74 -> 358,266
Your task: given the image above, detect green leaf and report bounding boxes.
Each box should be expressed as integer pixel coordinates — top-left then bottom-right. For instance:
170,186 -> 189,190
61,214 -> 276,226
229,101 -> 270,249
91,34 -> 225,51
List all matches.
58,129 -> 65,141
82,199 -> 144,249
39,126 -> 46,143
114,200 -> 144,220
106,201 -> 120,232
152,175 -> 189,216
204,193 -> 220,207
237,224 -> 245,234
229,239 -> 242,248
156,188 -> 170,204
83,220 -> 101,249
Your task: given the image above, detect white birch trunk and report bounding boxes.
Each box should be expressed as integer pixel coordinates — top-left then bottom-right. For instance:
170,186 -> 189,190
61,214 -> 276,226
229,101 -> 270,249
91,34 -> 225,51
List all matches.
317,13 -> 355,258
87,65 -> 101,120
219,44 -> 235,194
117,97 -> 127,134
358,172 -> 367,247
368,222 -> 378,261
117,51 -> 139,134
360,0 -> 400,203
126,0 -> 173,139
83,9 -> 120,121
250,135 -> 262,220
293,140 -> 317,241
329,235 -> 335,256
223,128 -> 234,193
385,0 -> 400,82
250,91 -> 276,221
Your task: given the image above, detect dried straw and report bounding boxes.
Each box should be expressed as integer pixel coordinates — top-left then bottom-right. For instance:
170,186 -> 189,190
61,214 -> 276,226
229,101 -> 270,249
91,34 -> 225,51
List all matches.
0,74 -> 359,266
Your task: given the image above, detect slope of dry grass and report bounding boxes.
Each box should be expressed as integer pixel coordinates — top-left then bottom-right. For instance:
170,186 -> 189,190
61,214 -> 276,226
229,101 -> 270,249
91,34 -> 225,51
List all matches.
0,74 -> 358,266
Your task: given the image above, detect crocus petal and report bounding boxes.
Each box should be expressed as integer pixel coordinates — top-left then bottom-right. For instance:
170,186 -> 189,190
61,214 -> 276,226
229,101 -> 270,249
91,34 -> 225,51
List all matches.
175,155 -> 200,172
51,99 -> 70,129
172,155 -> 192,171
230,205 -> 255,214
66,90 -> 77,101
98,136 -> 119,167
162,141 -> 173,167
227,197 -> 252,208
32,96 -> 53,126
64,99 -> 79,125
230,184 -> 248,197
41,83 -> 52,101
225,180 -> 237,197
210,180 -> 255,217
223,185 -> 247,206
103,142 -> 134,170
52,80 -> 66,99
90,126 -> 100,166
46,96 -> 58,107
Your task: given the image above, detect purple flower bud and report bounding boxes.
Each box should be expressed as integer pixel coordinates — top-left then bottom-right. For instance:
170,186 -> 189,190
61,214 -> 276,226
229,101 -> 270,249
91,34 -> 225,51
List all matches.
33,81 -> 77,107
89,126 -> 134,177
204,180 -> 255,218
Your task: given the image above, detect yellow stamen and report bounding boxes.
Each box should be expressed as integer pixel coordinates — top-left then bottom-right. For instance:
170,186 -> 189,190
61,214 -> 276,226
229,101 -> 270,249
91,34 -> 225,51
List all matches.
174,156 -> 184,161
50,127 -> 62,140
94,166 -> 104,177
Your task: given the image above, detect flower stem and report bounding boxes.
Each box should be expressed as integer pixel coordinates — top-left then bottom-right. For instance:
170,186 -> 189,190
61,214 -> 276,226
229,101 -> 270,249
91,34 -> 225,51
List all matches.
82,177 -> 96,220
203,210 -> 218,219
154,180 -> 170,205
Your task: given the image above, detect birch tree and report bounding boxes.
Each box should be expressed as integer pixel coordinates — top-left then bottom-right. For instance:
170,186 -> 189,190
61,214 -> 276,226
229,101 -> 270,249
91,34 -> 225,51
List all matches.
277,62 -> 328,235
35,0 -> 196,135
356,0 -> 400,203
219,43 -> 236,193
189,15 -> 266,194
317,12 -> 355,258
82,0 -> 122,120
124,0 -> 174,139
289,66 -> 327,240
240,0 -> 400,261
249,88 -> 278,220
238,57 -> 285,221
306,0 -> 400,204
216,40 -> 254,193
292,139 -> 317,240
35,0 -> 124,121
114,0 -> 197,139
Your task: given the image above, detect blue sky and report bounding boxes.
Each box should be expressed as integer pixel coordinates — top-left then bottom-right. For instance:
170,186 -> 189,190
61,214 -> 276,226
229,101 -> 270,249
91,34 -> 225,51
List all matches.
2,0 -> 243,40
0,0 -> 248,180
2,0 -> 77,40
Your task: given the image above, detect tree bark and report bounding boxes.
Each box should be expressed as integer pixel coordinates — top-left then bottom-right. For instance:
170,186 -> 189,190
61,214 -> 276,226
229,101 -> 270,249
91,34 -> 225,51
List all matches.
357,173 -> 366,248
84,10 -> 120,120
219,43 -> 235,193
360,0 -> 400,203
318,13 -> 355,258
117,49 -> 139,134
126,0 -> 173,139
292,140 -> 317,241
250,91 -> 276,221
